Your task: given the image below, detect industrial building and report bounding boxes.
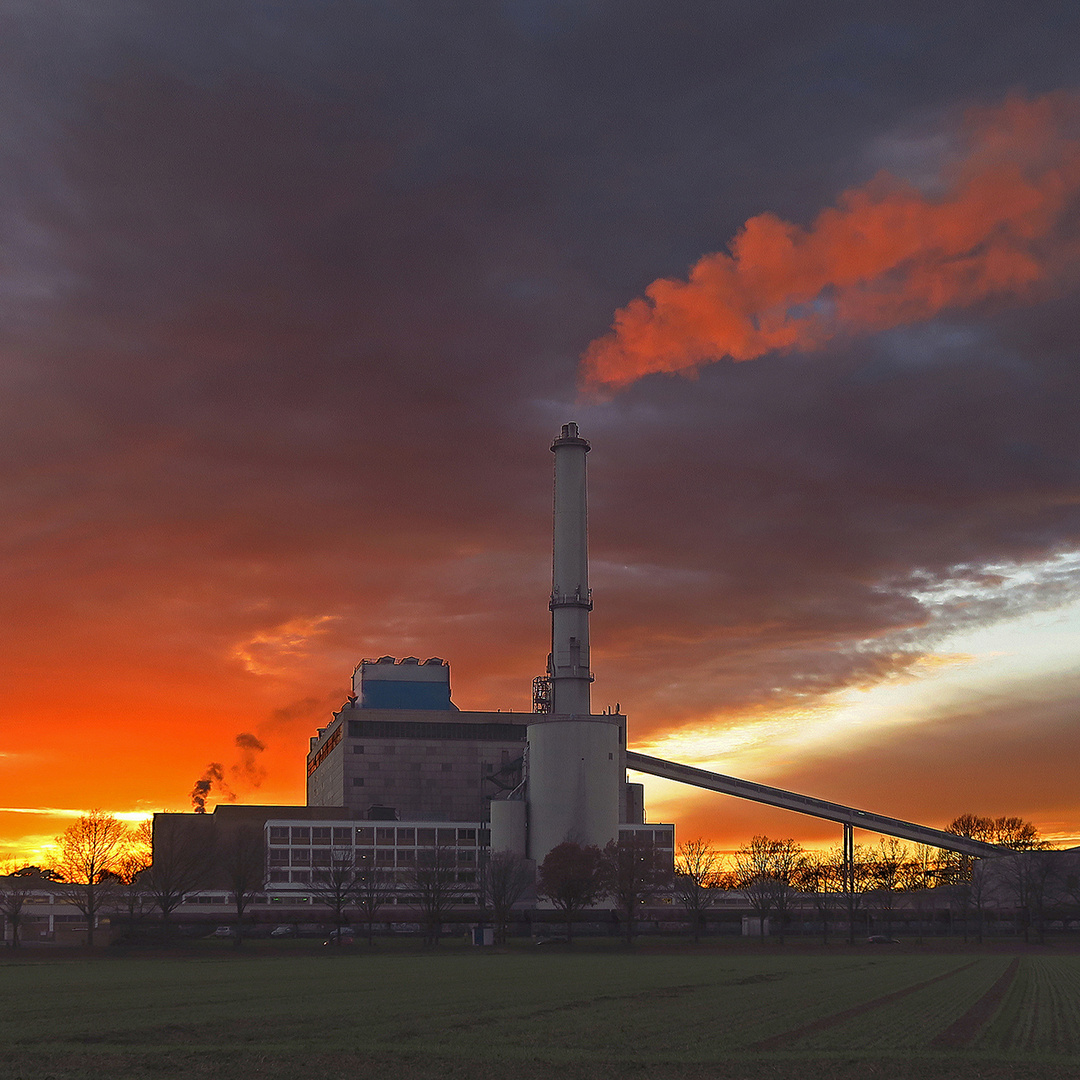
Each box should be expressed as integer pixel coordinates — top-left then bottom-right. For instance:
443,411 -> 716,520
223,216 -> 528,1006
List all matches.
153,421 -> 999,925
153,422 -> 674,914
301,422 -> 667,869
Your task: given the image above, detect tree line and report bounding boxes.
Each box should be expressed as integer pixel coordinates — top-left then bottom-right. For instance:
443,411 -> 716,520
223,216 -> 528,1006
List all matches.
673,814 -> 1065,944
1,810 -> 1070,947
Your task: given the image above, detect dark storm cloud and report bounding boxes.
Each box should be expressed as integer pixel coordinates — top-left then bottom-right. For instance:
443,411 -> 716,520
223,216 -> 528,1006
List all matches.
3,0 -> 1080,805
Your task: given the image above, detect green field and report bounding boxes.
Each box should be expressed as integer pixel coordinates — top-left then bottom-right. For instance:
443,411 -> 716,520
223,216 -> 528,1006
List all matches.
1,943 -> 1077,1079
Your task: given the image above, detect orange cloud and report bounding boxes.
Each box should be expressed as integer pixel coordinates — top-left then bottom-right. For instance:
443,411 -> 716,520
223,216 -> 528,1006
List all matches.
583,92 -> 1080,391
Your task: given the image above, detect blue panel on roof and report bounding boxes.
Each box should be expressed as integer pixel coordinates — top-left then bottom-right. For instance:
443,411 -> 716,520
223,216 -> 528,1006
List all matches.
358,680 -> 457,711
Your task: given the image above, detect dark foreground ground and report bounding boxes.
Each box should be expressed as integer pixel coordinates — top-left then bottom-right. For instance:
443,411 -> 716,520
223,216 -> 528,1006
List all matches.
1,937 -> 1077,1080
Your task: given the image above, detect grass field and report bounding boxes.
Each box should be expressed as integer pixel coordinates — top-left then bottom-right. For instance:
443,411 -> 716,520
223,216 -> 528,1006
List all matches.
1,941 -> 1077,1080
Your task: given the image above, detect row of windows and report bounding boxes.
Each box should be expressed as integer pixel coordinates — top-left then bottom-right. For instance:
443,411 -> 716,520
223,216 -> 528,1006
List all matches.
307,724 -> 343,777
622,828 -> 675,848
351,777 -> 480,789
267,869 -> 479,886
269,848 -> 477,867
268,826 -> 482,846
347,720 -> 526,742
351,760 -> 459,771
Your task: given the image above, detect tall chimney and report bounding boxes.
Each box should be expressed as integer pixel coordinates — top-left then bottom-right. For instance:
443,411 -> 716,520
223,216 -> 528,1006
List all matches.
523,422 -> 620,868
549,421 -> 593,716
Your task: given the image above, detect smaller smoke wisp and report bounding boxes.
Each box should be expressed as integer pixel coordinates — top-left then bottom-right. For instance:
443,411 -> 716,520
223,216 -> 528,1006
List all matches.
582,92 -> 1080,392
231,732 -> 267,790
190,762 -> 235,814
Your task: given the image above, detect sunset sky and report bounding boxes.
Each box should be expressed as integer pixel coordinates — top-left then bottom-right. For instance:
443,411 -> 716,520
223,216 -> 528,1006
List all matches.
4,2 -> 1080,863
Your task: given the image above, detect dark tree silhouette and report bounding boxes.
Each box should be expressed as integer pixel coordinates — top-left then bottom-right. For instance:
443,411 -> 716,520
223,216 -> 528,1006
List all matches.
404,844 -> 467,946
309,846 -> 362,942
674,838 -> 723,942
733,835 -> 805,944
796,851 -> 842,944
220,825 -> 266,946
112,821 -> 153,932
353,860 -> 393,946
600,833 -> 672,945
536,841 -> 602,943
146,814 -> 216,939
50,811 -> 129,945
0,864 -> 43,947
483,849 -> 533,944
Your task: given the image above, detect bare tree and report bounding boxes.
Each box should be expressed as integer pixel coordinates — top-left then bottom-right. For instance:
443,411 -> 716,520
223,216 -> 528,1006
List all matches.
993,848 -> 1060,944
0,863 -> 44,947
112,820 -> 153,932
536,841 -> 603,944
945,814 -> 1048,940
827,842 -> 875,944
866,837 -> 908,936
146,814 -> 215,938
220,825 -> 266,947
309,846 -> 361,942
353,861 -> 394,945
600,833 -> 672,945
404,844 -> 468,946
483,849 -> 533,944
797,851 -> 843,944
674,838 -> 723,942
733,836 -> 805,943
901,843 -> 950,938
50,811 -> 130,945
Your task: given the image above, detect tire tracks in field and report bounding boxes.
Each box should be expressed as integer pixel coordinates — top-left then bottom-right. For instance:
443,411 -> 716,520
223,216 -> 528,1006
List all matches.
929,957 -> 1019,1050
750,959 -> 981,1050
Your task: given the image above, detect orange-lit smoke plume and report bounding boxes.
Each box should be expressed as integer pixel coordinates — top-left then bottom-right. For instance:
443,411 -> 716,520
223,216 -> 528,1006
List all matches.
582,92 -> 1080,391
190,733 -> 266,813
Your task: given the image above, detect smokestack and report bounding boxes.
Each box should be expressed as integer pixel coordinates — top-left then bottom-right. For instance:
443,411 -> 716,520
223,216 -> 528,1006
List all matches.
521,423 -> 620,868
549,421 -> 593,717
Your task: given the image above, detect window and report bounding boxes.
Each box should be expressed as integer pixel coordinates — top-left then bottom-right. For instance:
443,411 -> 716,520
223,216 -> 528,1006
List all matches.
269,851 -> 289,866
437,828 -> 456,845
333,828 -> 352,844
457,829 -> 476,843
291,849 -> 311,865
348,719 -> 526,742
376,828 -> 395,844
290,870 -> 310,884
397,849 -> 415,864
356,827 -> 374,844
417,828 -> 436,844
291,827 -> 310,843
312,828 -> 332,845
269,827 -> 289,843
376,849 -> 395,866
397,828 -> 414,844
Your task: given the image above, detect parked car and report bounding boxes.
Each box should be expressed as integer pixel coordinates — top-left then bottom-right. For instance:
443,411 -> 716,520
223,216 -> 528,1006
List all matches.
270,924 -> 296,938
212,925 -> 236,938
867,935 -> 899,944
323,927 -> 355,945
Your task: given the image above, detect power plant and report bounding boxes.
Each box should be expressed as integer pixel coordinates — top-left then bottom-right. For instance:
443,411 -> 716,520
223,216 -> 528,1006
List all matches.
151,421 -> 1006,922
303,420 -> 665,879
